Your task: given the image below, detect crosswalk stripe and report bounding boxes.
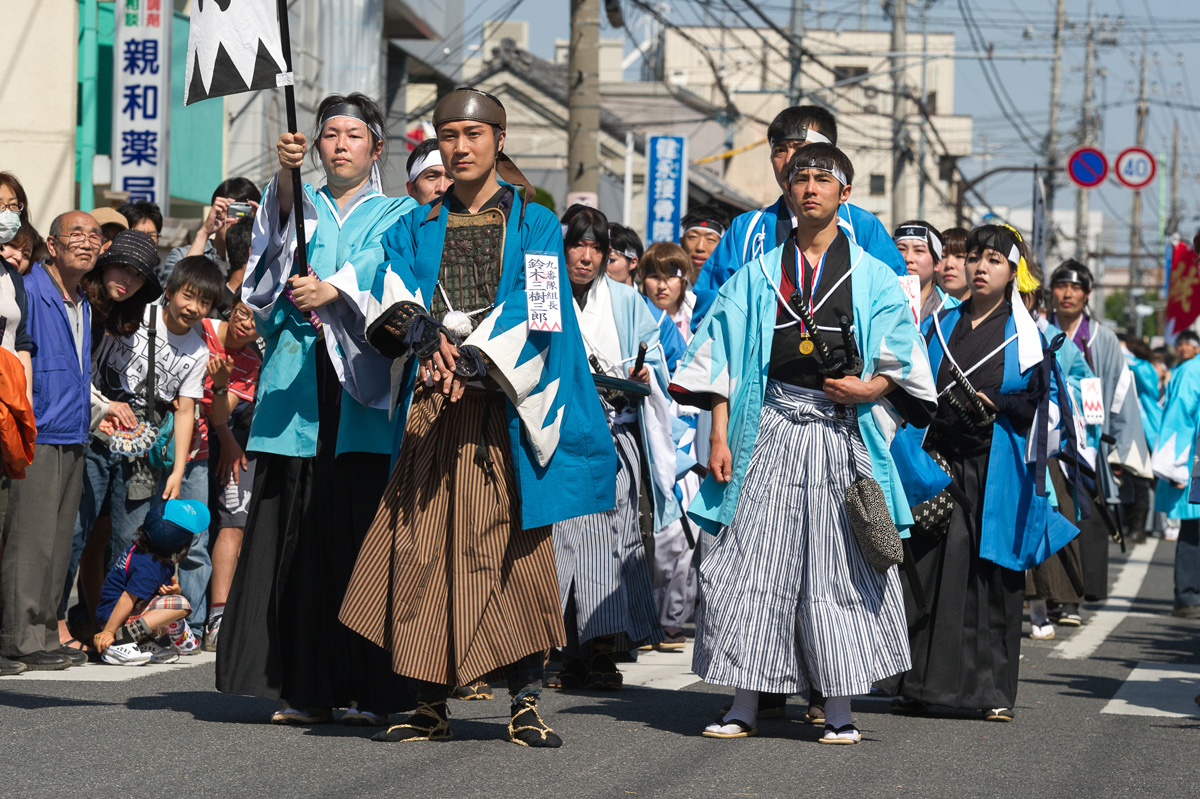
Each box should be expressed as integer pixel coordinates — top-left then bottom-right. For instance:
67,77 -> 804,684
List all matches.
1052,538 -> 1158,660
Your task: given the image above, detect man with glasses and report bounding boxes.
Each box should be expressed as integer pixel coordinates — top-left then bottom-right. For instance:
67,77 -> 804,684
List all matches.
0,212 -> 100,673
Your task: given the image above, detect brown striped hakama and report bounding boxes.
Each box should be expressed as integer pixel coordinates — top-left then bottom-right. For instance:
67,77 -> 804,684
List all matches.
339,384 -> 566,688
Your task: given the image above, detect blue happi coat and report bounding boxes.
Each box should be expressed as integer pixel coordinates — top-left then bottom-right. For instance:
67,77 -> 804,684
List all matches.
575,276 -> 682,532
1126,354 -> 1164,449
1152,355 -> 1200,520
243,176 -> 417,457
925,305 -> 1080,570
671,235 -> 938,536
366,183 -> 617,530
692,197 -> 906,331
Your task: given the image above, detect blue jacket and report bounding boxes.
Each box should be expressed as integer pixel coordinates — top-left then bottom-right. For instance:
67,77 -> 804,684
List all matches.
24,264 -> 91,445
692,198 -> 906,331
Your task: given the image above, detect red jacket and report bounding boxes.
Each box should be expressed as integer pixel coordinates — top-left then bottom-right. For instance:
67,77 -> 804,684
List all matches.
0,346 -> 36,478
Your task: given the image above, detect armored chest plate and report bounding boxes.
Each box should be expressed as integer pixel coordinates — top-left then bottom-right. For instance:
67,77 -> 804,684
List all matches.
433,207 -> 506,320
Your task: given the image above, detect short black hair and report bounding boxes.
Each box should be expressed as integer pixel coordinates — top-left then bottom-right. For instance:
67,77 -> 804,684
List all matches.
1052,258 -> 1094,293
681,206 -> 729,236
768,105 -> 839,146
608,223 -> 643,261
166,255 -> 224,307
561,204 -> 611,257
785,142 -> 855,188
1177,330 -> 1200,347
406,139 -> 441,177
225,218 -> 253,275
212,177 -> 261,205
118,201 -> 163,233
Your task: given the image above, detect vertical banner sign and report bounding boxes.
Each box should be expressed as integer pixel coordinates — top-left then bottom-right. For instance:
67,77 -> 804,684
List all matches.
112,0 -> 171,214
1030,168 -> 1048,268
1164,240 -> 1200,343
645,135 -> 688,244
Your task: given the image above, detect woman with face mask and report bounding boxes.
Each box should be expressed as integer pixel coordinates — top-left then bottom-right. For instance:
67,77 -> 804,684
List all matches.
216,93 -> 418,725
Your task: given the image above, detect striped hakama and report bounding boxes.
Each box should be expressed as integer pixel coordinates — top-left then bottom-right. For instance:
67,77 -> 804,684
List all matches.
554,417 -> 662,649
338,384 -> 566,688
650,472 -> 700,630
693,381 -> 911,697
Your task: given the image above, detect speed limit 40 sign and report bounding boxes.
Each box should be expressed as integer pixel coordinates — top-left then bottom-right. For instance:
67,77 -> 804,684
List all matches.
1115,147 -> 1157,190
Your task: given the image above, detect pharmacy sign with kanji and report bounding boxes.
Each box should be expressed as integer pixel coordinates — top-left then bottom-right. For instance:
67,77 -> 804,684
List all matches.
112,0 -> 171,212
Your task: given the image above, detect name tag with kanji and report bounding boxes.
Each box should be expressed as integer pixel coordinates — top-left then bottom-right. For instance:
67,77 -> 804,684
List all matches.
525,253 -> 562,332
897,275 -> 921,323
1080,376 -> 1105,424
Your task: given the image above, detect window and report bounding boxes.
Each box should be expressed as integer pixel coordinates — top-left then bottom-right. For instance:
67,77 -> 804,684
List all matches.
869,174 -> 886,196
833,65 -> 868,84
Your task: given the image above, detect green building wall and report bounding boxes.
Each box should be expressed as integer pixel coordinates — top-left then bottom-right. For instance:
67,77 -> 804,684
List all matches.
77,5 -> 224,209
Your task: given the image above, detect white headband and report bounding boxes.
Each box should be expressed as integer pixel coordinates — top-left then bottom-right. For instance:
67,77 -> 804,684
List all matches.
894,225 -> 944,260
407,150 -> 445,184
788,163 -> 848,187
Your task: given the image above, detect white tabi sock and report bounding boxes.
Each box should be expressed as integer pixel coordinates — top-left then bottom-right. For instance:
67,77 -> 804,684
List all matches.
723,688 -> 759,727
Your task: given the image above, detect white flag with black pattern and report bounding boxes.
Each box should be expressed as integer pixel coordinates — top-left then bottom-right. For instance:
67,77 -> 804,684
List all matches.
184,0 -> 289,106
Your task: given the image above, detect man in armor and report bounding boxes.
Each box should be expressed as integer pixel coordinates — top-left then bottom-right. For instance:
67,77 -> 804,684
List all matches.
338,88 -> 616,748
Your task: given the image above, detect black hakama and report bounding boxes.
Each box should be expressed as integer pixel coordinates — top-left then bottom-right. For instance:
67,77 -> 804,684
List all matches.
216,345 -> 413,711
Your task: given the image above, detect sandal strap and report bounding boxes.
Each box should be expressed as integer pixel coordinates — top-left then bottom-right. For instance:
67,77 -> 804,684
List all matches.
823,723 -> 859,735
711,717 -> 754,733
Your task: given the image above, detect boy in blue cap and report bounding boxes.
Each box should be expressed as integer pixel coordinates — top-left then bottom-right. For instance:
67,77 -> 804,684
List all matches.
93,499 -> 211,666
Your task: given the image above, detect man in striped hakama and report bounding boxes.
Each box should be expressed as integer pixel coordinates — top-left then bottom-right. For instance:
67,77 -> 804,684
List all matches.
548,205 -> 680,691
670,144 -> 937,744
337,89 -> 617,748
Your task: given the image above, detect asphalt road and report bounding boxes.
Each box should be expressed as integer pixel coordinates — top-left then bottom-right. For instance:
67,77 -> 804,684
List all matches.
1,538 -> 1197,799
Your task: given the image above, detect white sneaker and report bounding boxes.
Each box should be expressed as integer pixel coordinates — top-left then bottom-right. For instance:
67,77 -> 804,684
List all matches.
171,624 -> 201,656
1030,623 -> 1056,640
139,640 -> 180,664
103,642 -> 152,666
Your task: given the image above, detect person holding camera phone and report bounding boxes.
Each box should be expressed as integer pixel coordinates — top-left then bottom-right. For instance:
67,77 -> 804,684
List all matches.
160,178 -> 262,286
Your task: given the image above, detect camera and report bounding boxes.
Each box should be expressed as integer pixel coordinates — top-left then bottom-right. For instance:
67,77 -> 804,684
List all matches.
227,202 -> 254,220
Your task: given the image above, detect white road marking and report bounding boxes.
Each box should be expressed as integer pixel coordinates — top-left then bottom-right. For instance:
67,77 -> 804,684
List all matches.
1102,663 -> 1200,718
5,651 -> 216,682
621,641 -> 701,690
1052,538 -> 1159,660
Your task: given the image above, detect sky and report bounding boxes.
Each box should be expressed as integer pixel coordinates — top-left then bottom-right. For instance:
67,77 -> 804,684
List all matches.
460,0 -> 1200,255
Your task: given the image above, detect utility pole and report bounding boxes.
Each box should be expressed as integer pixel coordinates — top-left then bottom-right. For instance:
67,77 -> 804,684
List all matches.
1074,0 -> 1096,262
890,0 -> 908,228
567,0 -> 601,207
788,0 -> 804,106
917,1 -> 929,219
1127,32 -> 1149,334
1045,0 -> 1066,258
1170,120 -> 1181,235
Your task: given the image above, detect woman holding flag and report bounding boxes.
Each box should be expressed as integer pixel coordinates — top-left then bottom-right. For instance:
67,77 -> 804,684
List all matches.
216,92 -> 417,725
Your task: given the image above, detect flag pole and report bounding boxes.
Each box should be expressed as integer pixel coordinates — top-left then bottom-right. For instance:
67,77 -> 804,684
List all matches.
276,0 -> 309,276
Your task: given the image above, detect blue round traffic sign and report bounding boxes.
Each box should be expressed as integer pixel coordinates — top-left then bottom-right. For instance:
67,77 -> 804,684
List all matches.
1067,147 -> 1108,189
